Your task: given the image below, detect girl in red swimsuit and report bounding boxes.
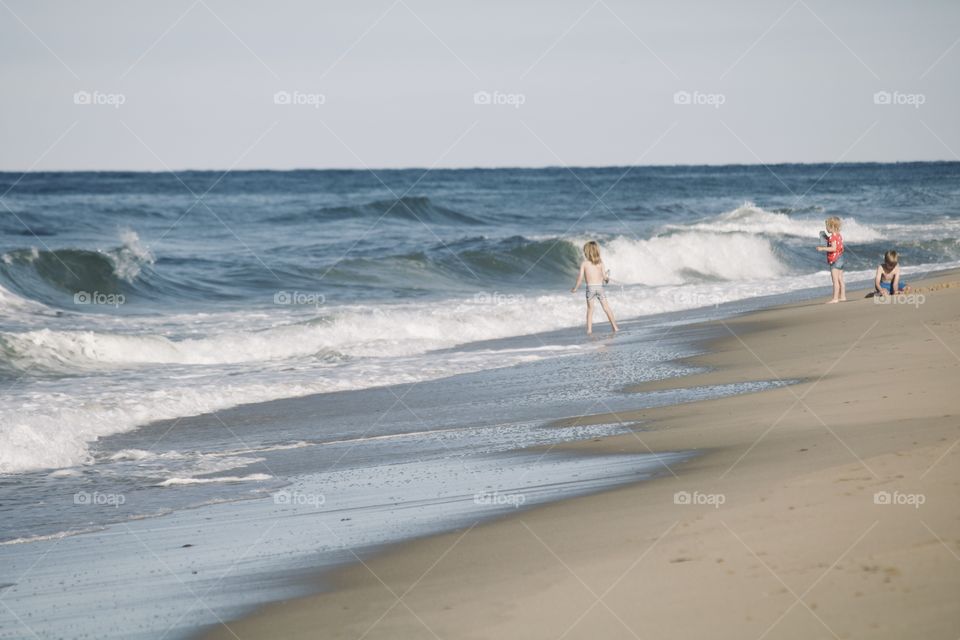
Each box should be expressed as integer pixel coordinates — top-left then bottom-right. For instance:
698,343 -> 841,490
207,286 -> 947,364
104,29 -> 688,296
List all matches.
816,216 -> 846,303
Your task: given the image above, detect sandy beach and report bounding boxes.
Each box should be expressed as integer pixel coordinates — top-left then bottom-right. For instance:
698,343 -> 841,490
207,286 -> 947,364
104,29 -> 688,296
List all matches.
206,270 -> 960,640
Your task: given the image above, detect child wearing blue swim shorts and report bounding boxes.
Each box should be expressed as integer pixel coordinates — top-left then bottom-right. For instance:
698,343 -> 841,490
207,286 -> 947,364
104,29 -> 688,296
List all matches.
874,250 -> 908,296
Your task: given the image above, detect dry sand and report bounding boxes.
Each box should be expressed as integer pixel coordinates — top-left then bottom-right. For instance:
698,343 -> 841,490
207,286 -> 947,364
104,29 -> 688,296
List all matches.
206,272 -> 960,640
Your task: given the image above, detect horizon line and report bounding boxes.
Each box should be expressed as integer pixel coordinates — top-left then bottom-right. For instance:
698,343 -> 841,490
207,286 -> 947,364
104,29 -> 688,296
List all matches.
0,158 -> 957,174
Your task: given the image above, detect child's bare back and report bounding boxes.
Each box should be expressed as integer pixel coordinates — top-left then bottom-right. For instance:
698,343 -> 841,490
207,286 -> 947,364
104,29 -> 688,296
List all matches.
581,259 -> 606,285
570,240 -> 618,335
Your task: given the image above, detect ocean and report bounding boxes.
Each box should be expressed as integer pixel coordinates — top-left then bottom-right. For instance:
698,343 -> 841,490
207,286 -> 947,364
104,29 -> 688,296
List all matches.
1,162 -> 959,638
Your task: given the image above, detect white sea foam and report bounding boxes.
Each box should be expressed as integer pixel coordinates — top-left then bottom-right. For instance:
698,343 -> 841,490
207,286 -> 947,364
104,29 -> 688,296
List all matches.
876,217 -> 960,241
0,343 -> 584,474
0,327 -> 345,370
598,232 -> 786,286
0,258 -> 927,476
156,473 -> 271,487
0,282 -> 49,316
109,449 -> 157,462
107,229 -> 155,282
663,202 -> 885,243
0,527 -> 104,546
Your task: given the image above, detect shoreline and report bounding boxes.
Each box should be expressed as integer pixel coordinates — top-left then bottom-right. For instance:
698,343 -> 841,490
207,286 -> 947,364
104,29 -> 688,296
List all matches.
205,269 -> 960,639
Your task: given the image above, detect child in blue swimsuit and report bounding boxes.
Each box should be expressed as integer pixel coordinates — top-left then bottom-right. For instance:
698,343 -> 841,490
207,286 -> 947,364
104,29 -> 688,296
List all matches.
874,250 -> 908,296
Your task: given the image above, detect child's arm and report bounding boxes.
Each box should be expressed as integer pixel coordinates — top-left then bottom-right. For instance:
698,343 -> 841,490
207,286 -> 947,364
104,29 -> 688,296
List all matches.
874,266 -> 883,292
571,262 -> 584,293
816,242 -> 837,253
891,266 -> 900,292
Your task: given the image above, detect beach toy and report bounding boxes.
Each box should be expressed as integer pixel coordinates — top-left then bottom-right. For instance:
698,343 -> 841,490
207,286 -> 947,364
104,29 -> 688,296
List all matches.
819,230 -> 829,245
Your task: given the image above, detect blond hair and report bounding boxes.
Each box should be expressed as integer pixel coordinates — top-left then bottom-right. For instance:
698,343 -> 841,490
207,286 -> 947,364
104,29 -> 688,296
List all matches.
825,216 -> 842,233
884,250 -> 899,266
583,241 -> 601,265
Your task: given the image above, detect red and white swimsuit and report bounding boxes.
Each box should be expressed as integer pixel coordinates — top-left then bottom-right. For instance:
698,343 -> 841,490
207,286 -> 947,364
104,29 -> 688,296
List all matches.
827,233 -> 844,265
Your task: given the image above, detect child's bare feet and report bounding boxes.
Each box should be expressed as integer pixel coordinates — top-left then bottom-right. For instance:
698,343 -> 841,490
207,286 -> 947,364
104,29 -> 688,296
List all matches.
826,299 -> 840,304
839,297 -> 847,301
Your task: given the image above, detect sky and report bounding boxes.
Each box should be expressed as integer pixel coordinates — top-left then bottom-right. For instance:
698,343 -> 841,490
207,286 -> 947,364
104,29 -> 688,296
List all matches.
1,0 -> 958,171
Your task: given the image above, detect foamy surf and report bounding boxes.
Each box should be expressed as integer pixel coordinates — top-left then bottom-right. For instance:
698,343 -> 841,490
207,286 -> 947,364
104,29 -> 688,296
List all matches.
663,202 -> 885,242
2,259 -> 958,475
156,473 -> 272,487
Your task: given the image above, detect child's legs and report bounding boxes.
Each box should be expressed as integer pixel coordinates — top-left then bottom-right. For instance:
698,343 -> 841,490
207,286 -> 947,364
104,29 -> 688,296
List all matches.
830,269 -> 841,300
838,270 -> 846,299
599,297 -> 618,330
585,300 -> 594,333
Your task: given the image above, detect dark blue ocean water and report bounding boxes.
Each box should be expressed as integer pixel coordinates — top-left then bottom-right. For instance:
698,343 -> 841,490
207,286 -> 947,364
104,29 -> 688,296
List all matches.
3,163 -> 959,312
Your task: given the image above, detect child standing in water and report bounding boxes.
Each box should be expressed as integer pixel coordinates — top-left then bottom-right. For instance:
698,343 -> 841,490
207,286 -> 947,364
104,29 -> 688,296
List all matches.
571,240 -> 619,334
816,216 -> 846,303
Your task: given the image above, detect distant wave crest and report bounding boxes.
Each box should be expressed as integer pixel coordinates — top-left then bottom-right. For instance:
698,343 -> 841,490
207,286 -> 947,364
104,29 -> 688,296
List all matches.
0,230 -> 155,304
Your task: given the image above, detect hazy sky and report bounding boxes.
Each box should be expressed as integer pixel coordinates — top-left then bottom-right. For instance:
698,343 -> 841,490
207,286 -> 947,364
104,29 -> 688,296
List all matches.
1,0 -> 958,170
